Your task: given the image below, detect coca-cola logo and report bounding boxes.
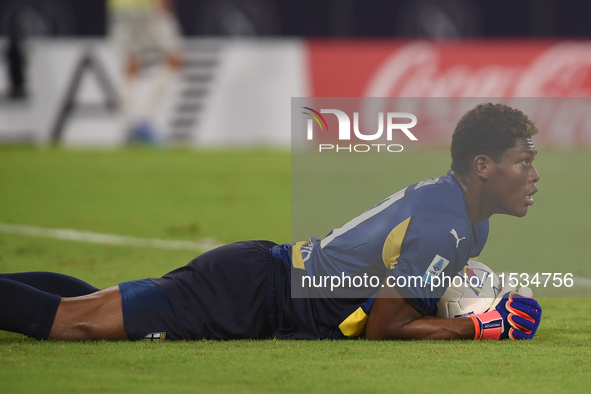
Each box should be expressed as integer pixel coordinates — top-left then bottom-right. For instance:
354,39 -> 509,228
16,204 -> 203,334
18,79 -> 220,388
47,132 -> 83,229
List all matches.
364,42 -> 591,98
361,43 -> 591,145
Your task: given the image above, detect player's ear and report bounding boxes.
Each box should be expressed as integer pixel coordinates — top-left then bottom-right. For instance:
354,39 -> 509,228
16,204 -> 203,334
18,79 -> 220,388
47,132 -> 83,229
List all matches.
473,154 -> 494,180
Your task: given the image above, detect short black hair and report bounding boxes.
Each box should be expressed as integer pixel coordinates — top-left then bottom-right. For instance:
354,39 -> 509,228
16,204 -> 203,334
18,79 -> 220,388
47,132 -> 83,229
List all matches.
451,103 -> 538,174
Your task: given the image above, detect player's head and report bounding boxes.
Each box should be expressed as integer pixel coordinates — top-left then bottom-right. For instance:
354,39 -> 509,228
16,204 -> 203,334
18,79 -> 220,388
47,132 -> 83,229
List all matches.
450,103 -> 539,174
451,103 -> 540,219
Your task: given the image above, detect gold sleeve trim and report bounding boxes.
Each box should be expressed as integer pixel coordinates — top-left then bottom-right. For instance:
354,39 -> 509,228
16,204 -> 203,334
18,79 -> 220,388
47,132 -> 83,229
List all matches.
382,217 -> 412,270
291,241 -> 308,271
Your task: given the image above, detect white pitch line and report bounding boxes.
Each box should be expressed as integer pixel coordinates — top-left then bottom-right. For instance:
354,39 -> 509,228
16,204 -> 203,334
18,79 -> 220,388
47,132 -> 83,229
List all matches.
2,223 -> 591,288
0,223 -> 222,252
571,276 -> 591,286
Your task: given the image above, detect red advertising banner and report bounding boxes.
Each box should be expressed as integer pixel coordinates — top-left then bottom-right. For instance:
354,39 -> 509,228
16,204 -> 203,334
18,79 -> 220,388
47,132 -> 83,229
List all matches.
307,40 -> 591,98
306,40 -> 591,145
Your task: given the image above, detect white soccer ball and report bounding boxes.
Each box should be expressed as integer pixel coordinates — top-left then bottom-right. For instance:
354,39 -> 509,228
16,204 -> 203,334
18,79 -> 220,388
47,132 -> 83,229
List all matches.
435,259 -> 502,318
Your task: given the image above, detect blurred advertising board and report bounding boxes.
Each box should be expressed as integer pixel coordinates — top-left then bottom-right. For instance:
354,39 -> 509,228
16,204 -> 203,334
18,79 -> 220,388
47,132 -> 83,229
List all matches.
2,39 -> 591,146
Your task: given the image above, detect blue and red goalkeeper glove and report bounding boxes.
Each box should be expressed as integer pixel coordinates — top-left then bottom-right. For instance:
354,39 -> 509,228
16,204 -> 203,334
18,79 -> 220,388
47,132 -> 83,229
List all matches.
470,292 -> 542,340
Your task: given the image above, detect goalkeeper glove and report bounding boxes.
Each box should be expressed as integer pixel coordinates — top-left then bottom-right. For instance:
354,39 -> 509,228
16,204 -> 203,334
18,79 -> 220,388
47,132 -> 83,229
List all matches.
470,292 -> 542,340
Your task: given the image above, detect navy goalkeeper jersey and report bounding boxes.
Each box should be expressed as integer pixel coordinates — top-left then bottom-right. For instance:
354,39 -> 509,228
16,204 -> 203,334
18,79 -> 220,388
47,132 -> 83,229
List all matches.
273,171 -> 488,339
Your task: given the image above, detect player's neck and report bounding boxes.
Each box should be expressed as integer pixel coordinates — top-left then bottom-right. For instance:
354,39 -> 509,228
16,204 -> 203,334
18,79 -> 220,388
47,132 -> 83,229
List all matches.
451,170 -> 491,225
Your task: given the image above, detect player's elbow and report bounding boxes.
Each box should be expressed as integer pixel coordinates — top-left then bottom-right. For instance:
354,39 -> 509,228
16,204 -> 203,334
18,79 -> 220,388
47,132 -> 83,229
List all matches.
365,320 -> 406,340
365,330 -> 388,341
365,326 -> 383,340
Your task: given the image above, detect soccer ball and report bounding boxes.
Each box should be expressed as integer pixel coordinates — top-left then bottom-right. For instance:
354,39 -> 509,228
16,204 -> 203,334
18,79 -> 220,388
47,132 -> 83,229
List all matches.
435,259 -> 502,318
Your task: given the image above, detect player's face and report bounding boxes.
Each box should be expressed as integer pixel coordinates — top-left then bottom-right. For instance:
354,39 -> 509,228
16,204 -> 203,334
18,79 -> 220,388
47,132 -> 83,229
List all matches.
487,137 -> 539,217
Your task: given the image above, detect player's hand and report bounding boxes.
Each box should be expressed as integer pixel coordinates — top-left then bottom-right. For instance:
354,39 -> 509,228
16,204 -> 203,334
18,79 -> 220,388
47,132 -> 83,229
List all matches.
504,292 -> 542,340
471,292 -> 541,340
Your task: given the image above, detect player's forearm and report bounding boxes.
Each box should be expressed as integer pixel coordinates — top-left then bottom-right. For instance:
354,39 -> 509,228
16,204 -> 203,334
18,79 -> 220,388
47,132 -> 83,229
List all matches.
367,315 -> 475,340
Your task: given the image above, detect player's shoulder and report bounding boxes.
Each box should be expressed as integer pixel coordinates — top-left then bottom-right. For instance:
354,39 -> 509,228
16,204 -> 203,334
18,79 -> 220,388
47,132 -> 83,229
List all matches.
400,172 -> 468,218
405,171 -> 460,199
407,211 -> 473,245
403,173 -> 473,244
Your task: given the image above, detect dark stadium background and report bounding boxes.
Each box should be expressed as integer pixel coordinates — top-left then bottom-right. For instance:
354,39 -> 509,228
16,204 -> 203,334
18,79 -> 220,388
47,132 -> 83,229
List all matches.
0,0 -> 590,38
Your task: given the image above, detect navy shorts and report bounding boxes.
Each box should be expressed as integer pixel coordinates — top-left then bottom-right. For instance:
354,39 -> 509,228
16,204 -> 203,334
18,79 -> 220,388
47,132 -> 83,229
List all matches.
120,240 -> 278,341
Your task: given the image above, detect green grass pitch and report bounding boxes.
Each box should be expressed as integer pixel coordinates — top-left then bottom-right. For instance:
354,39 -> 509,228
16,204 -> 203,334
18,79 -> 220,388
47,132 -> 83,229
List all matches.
1,146 -> 590,394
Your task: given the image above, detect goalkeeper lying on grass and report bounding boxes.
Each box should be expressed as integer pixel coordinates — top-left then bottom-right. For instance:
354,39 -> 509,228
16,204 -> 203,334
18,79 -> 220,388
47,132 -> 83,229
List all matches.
0,103 -> 542,342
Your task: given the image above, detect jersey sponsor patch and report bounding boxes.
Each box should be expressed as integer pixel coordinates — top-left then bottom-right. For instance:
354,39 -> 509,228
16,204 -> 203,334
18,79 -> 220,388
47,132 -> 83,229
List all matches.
422,254 -> 450,284
144,332 -> 166,341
